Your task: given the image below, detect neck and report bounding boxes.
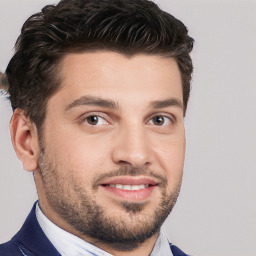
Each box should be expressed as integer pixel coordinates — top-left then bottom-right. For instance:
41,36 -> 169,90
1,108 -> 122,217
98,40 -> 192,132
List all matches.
88,232 -> 159,256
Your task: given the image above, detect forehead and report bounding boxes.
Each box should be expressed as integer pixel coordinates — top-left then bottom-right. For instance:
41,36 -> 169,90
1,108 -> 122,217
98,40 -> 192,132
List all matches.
51,51 -> 183,108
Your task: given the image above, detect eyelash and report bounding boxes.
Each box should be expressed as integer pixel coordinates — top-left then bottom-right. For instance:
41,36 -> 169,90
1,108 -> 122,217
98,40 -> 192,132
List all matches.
81,113 -> 175,127
82,113 -> 110,126
147,115 -> 175,126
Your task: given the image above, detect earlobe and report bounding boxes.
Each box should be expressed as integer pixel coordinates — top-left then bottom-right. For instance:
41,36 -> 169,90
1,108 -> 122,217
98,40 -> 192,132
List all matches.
10,109 -> 40,172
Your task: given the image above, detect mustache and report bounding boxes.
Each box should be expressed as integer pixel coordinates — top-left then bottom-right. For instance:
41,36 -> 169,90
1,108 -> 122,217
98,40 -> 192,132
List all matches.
92,166 -> 167,189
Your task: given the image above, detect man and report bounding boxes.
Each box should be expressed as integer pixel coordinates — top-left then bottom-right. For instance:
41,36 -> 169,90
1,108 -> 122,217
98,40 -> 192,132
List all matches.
0,0 -> 194,255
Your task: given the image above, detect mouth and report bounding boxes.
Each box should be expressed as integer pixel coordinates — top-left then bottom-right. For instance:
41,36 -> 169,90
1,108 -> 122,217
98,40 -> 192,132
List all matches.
100,177 -> 159,201
104,184 -> 150,190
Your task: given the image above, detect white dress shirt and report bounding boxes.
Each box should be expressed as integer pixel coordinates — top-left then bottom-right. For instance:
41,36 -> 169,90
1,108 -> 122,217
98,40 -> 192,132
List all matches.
36,203 -> 173,256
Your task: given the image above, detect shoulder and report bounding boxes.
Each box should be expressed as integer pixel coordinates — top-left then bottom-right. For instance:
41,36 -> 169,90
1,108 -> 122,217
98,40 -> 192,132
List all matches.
0,202 -> 60,256
0,240 -> 24,256
170,243 -> 190,256
0,240 -> 38,256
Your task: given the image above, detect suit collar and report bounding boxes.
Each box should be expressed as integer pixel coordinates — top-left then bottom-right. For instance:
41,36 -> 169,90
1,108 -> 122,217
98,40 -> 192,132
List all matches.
11,201 -> 61,256
11,201 -> 188,256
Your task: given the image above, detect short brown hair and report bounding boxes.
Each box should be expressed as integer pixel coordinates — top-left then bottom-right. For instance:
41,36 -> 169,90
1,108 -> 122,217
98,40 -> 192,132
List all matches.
6,0 -> 194,132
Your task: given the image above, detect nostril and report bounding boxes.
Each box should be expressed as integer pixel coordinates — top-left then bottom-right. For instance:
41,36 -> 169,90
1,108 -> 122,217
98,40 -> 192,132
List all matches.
118,160 -> 131,165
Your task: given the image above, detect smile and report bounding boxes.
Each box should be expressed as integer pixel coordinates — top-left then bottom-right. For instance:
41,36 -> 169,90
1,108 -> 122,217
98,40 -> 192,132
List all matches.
99,177 -> 159,201
106,184 -> 150,190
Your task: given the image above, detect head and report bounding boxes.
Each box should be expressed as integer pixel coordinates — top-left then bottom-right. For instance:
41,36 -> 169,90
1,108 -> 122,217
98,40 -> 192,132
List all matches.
7,0 -> 193,133
8,0 -> 193,254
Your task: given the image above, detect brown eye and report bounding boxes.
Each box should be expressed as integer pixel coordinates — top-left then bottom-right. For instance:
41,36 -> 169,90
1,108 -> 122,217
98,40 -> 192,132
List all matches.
149,115 -> 172,126
84,115 -> 108,126
152,116 -> 165,125
86,115 -> 99,125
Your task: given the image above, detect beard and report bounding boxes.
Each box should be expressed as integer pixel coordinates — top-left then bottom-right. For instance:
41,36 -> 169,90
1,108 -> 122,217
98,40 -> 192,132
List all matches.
38,151 -> 182,251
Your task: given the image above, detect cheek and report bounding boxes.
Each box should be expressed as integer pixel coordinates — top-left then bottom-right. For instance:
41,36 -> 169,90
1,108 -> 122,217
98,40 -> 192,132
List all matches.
45,131 -> 112,177
155,136 -> 185,184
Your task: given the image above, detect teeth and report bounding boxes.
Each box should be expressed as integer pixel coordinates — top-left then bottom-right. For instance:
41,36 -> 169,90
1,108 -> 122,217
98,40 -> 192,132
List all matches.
108,184 -> 149,190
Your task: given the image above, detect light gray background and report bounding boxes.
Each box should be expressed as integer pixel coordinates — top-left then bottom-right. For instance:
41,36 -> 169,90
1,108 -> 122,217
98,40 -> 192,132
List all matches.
0,0 -> 255,255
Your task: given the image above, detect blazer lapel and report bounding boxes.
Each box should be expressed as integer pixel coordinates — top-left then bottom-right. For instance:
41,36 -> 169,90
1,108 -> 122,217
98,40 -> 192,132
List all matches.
11,202 -> 61,256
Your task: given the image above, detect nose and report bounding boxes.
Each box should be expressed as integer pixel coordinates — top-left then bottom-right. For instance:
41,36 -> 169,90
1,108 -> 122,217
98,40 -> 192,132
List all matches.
111,124 -> 154,168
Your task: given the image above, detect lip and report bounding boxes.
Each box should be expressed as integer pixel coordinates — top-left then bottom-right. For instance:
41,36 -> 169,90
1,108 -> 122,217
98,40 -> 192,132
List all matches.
101,176 -> 158,186
99,176 -> 159,201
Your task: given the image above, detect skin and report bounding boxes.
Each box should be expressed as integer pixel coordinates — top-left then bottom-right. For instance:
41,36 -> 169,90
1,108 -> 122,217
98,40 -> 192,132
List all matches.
11,51 -> 186,256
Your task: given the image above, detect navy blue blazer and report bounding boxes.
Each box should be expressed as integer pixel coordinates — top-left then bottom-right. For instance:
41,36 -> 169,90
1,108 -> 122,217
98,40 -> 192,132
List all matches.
0,203 -> 189,256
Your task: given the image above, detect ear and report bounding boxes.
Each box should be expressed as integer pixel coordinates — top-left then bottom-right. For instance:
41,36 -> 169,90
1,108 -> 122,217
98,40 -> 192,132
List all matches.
10,109 -> 41,172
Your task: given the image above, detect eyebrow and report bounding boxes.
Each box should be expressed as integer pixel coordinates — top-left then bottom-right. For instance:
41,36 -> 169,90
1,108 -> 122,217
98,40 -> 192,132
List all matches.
150,98 -> 183,110
65,96 -> 119,111
65,96 -> 183,112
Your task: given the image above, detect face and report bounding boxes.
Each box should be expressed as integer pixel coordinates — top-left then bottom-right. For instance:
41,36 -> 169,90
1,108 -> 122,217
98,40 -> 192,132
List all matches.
35,52 -> 185,250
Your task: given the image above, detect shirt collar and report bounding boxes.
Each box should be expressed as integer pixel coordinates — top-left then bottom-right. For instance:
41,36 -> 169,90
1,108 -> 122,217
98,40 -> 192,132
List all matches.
36,203 -> 173,256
